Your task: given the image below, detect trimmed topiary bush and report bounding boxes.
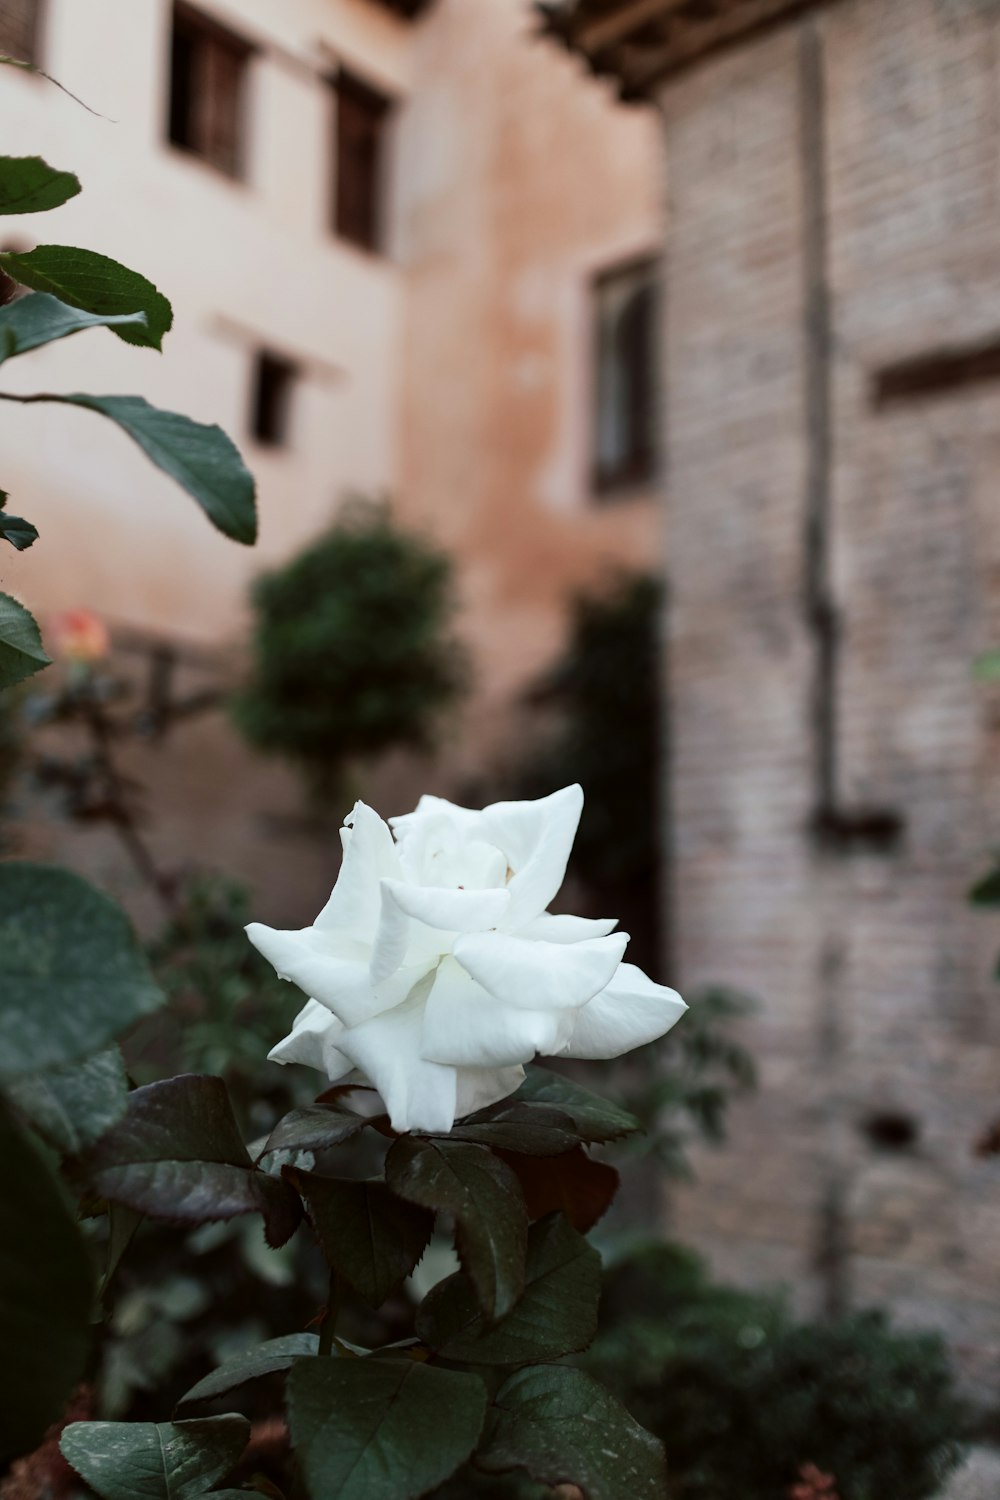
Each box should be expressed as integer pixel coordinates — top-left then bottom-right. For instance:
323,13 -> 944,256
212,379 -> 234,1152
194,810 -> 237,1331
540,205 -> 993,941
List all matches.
232,501 -> 468,795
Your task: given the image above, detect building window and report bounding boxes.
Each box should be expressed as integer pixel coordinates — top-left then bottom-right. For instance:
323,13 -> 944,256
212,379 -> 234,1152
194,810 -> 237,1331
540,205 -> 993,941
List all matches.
251,351 -> 297,447
0,0 -> 42,64
592,257 -> 659,496
168,3 -> 251,180
333,70 -> 391,253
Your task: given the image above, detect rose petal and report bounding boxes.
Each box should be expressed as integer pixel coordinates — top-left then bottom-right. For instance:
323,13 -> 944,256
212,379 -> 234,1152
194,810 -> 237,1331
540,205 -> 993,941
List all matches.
556,962 -> 687,1060
480,784 -> 584,927
455,1064 -> 525,1120
246,923 -> 420,1027
421,956 -> 572,1067
516,913 -> 619,943
453,930 -> 628,1012
381,877 -> 510,934
268,999 -> 353,1080
314,801 -> 400,941
390,795 -> 481,844
334,979 -> 459,1134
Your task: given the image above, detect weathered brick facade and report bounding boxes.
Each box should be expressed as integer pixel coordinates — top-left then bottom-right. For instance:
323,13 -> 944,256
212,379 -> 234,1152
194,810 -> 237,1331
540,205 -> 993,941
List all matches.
658,0 -> 1000,1391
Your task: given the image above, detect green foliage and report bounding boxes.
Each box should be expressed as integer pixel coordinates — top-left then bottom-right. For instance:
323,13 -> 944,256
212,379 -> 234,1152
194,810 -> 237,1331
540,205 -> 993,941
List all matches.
179,1332 -> 320,1407
61,1415 -> 251,1500
84,1074 -> 302,1247
386,1138 -> 528,1319
285,1169 -> 434,1309
585,1242 -> 968,1500
416,1213 -> 601,1366
0,244 -> 172,350
60,395 -> 256,543
7,1046 -> 129,1154
0,293 -> 148,364
232,502 -> 467,791
144,875 -> 302,1093
0,863 -> 164,1079
515,571 -> 662,896
288,1356 -> 488,1500
0,491 -> 38,550
0,155 -> 80,214
0,1098 -> 94,1465
0,150 -> 258,692
479,1366 -> 667,1499
0,591 -> 49,688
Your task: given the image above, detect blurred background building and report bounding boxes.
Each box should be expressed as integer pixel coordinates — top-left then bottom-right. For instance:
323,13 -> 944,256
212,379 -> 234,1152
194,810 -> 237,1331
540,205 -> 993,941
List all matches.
549,0 -> 1000,1393
6,0 -> 1000,1407
0,0 -> 660,915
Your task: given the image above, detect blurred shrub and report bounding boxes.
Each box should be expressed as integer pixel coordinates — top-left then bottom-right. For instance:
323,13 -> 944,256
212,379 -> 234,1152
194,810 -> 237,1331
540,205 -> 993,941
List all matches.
621,984 -> 756,1175
132,875 -> 304,1128
506,569 -> 756,1171
232,501 -> 468,796
516,572 -> 661,958
585,1242 -> 968,1500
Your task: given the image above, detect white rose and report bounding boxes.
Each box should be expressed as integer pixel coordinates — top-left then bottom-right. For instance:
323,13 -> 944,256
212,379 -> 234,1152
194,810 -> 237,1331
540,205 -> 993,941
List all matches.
247,784 -> 686,1134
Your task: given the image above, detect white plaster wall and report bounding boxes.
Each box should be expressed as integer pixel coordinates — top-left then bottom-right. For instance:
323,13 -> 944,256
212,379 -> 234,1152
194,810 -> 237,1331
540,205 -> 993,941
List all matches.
0,0 -> 412,647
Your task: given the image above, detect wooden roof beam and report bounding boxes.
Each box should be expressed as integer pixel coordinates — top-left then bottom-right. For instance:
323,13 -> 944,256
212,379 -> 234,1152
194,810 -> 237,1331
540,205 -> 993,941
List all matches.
575,0 -> 691,52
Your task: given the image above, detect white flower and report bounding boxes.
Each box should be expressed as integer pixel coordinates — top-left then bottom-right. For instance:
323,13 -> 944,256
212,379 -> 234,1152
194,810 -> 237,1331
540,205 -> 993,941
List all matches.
247,784 -> 686,1134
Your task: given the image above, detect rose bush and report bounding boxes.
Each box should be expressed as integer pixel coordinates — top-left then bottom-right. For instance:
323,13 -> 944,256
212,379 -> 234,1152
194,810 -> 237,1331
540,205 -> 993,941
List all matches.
248,784 -> 686,1132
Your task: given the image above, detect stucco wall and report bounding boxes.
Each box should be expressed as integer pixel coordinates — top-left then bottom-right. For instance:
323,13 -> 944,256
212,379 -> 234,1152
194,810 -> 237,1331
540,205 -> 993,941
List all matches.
1,0 -> 410,647
395,0 -> 663,778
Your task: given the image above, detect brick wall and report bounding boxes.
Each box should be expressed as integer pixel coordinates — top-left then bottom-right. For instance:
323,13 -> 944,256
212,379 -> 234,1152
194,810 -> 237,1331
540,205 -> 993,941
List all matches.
660,0 -> 1000,1390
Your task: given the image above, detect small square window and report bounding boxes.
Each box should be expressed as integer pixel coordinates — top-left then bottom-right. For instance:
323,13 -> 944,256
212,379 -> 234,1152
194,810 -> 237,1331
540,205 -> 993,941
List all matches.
0,0 -> 42,64
168,3 -> 251,180
251,351 -> 297,448
592,257 -> 659,498
333,70 -> 391,253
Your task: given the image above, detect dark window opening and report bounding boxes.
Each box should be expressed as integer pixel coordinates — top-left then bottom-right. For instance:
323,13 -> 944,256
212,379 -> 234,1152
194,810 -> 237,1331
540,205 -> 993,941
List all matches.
811,804 -> 905,855
251,351 -> 297,447
873,336 -> 1000,408
168,3 -> 251,180
333,70 -> 391,253
861,1111 -> 920,1153
593,257 -> 659,497
0,0 -> 41,64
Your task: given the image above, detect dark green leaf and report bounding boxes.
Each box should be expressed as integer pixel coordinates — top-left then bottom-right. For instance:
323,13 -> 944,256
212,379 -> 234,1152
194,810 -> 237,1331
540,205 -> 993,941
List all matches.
0,863 -> 163,1078
260,1101 -> 369,1158
415,1213 -> 600,1366
84,1075 -> 301,1246
285,1168 -> 432,1308
100,1203 -> 144,1299
0,245 -> 171,349
508,1066 -> 639,1143
59,395 -> 256,544
0,502 -> 38,550
387,1138 -> 527,1320
0,292 -> 148,365
0,591 -> 49,689
0,1098 -> 93,1466
446,1102 -> 580,1157
180,1333 -> 319,1407
60,1415 -> 250,1500
478,1366 -> 667,1500
969,864 -> 1000,907
496,1145 -> 619,1232
6,1045 -> 128,1154
0,155 -> 81,214
288,1356 -> 487,1500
